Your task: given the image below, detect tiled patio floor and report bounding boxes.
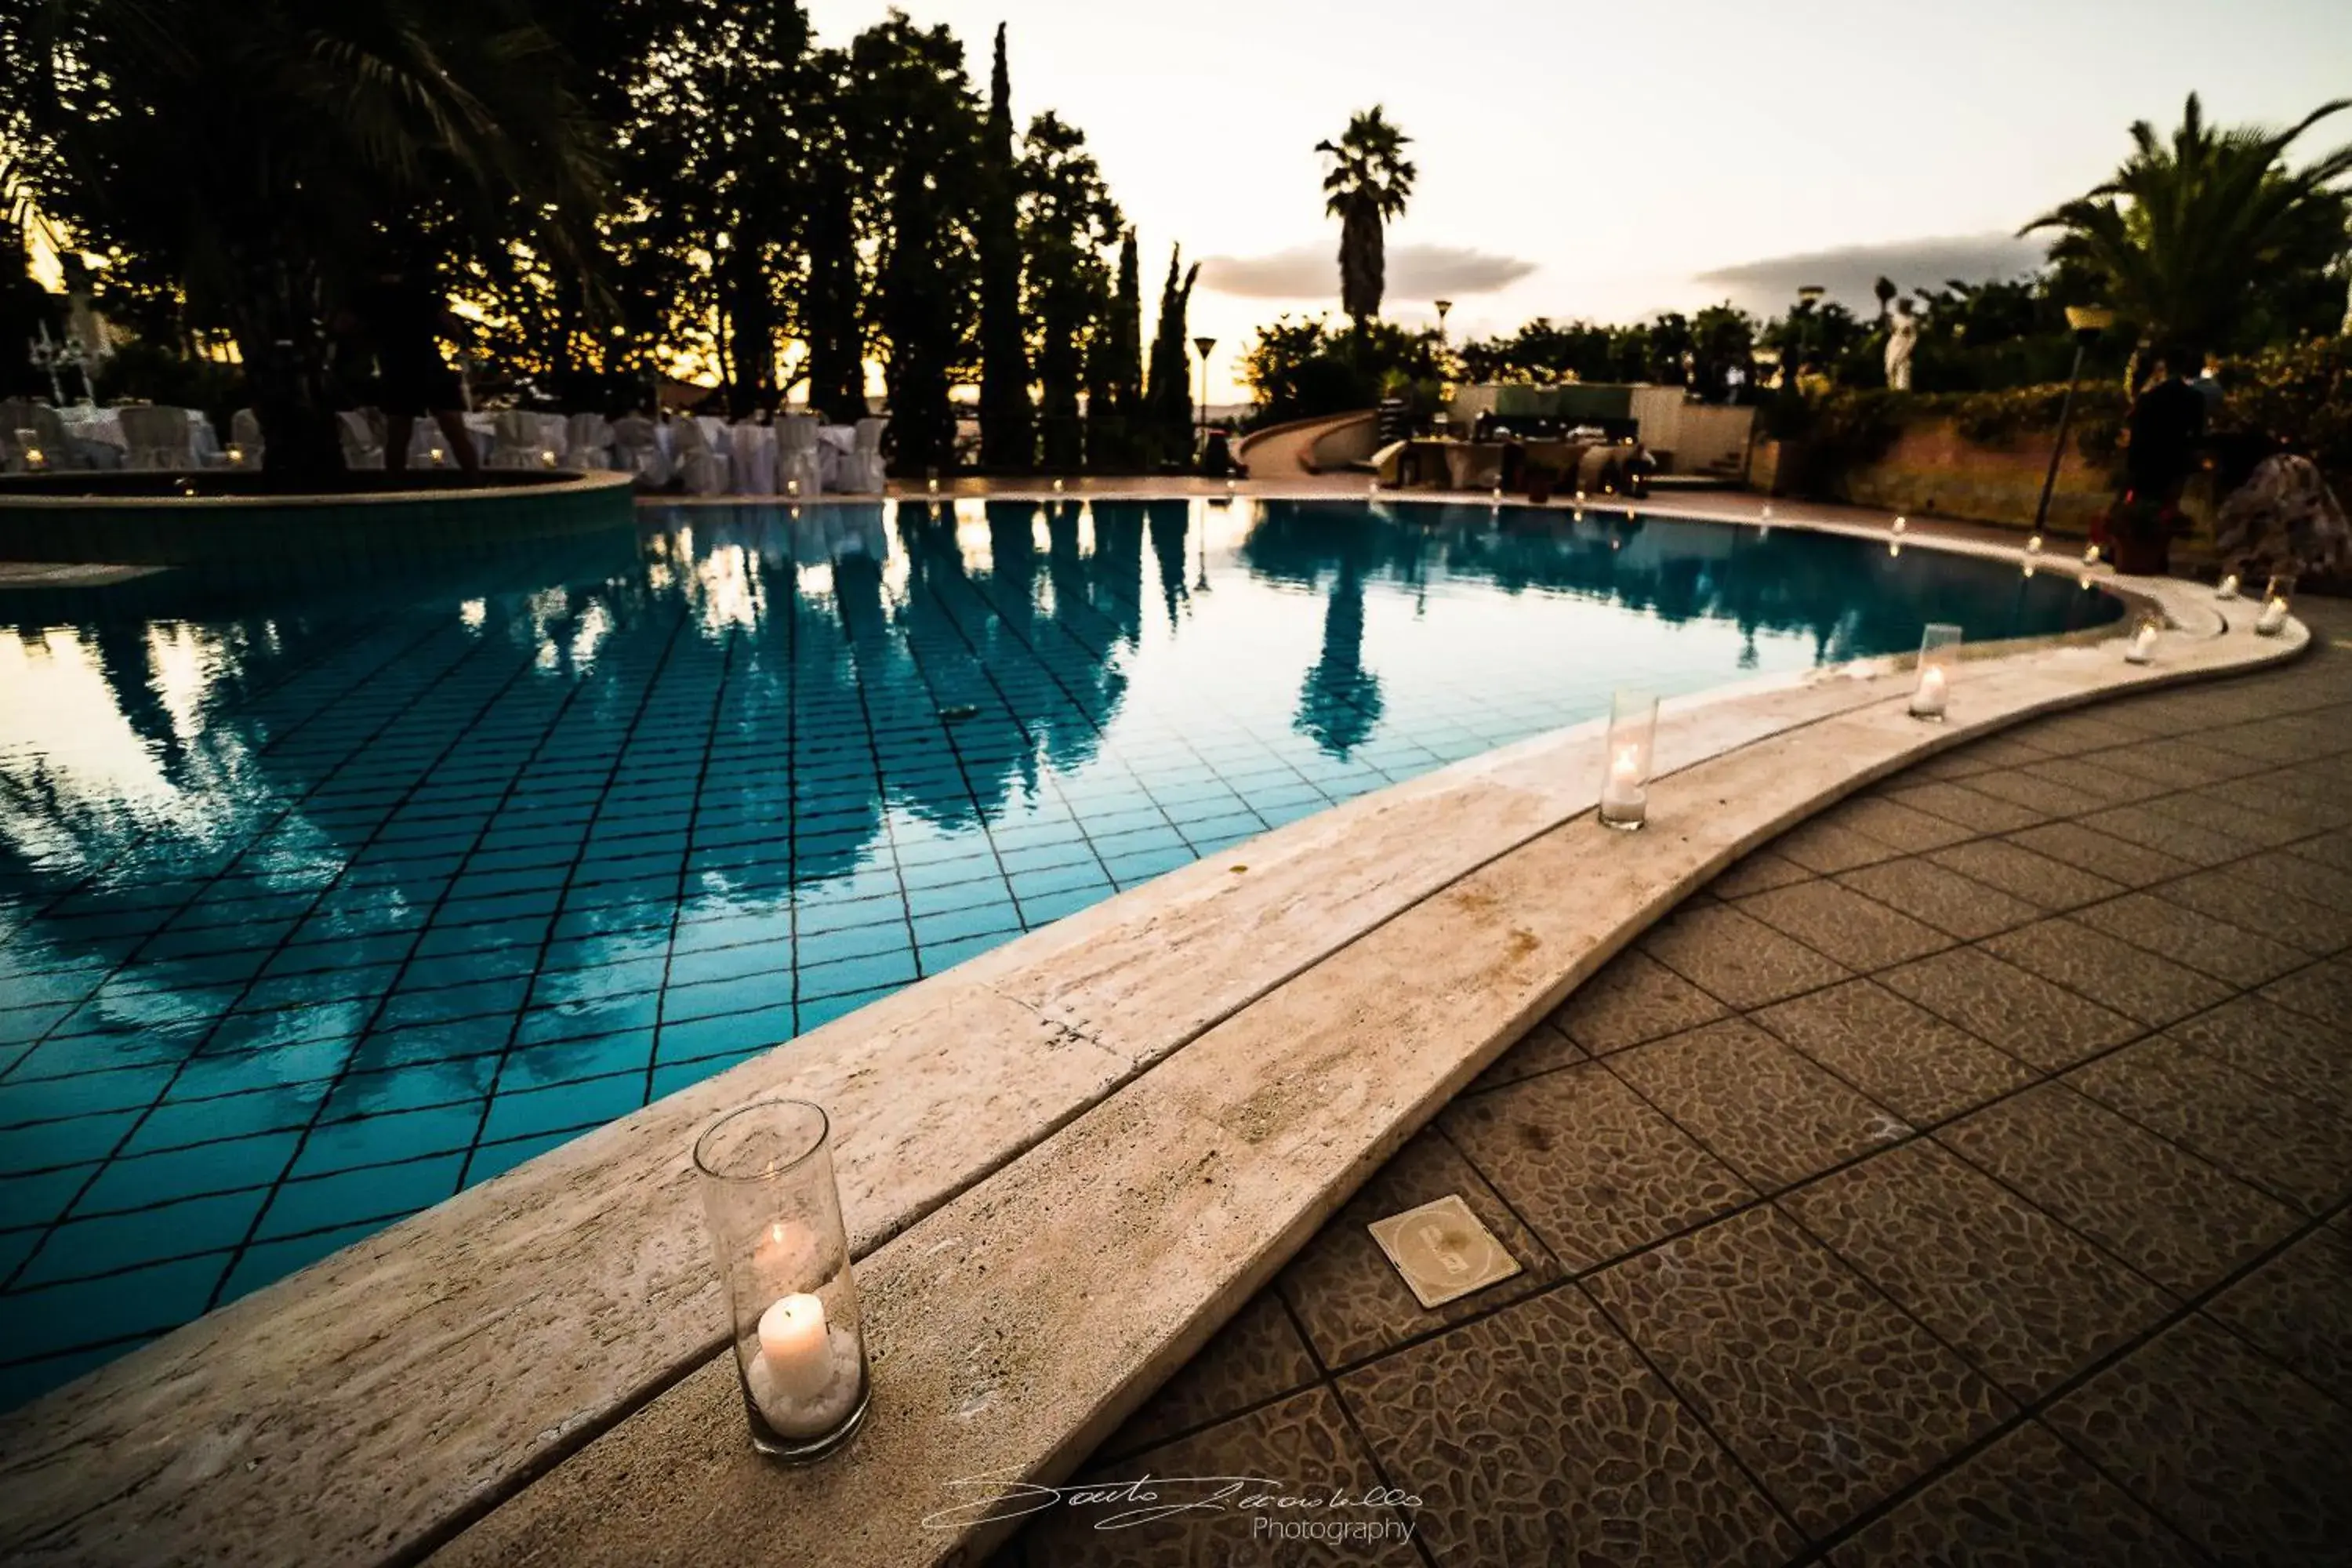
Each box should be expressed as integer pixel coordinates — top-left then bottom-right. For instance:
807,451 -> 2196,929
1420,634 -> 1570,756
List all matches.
999,599 -> 2352,1566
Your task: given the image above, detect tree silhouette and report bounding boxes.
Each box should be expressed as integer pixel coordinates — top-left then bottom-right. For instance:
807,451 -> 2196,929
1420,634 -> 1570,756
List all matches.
1316,107 -> 1417,325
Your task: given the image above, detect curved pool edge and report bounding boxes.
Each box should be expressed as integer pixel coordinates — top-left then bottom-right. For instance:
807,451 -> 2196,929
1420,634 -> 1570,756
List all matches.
0,528 -> 2306,1568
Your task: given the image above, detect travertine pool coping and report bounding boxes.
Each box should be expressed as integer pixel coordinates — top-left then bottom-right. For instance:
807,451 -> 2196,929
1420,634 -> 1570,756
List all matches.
0,497 -> 2305,1568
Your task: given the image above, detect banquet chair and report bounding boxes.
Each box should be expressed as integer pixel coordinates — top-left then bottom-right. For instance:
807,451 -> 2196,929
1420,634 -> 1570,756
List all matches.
731,419 -> 779,495
673,418 -> 730,496
488,411 -> 546,470
337,409 -> 387,470
612,415 -> 673,490
227,408 -> 266,470
564,412 -> 616,471
842,417 -> 888,494
778,415 -> 823,498
120,405 -> 199,471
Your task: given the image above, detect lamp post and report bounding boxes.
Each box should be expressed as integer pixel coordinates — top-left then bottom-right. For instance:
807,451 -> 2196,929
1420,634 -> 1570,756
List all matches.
2032,306 -> 2115,533
1192,336 -> 1216,470
1793,285 -> 1825,384
1434,299 -> 1453,341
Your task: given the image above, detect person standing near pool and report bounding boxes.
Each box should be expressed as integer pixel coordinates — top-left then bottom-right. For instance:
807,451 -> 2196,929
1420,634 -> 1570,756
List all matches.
351,266 -> 479,474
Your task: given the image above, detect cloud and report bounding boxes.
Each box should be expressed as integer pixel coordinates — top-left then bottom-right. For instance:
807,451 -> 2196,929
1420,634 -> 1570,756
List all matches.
1693,232 -> 2049,313
1198,242 -> 1537,301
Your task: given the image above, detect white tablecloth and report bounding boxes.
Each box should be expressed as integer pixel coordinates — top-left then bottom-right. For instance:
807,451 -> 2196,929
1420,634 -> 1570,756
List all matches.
53,405 -> 221,463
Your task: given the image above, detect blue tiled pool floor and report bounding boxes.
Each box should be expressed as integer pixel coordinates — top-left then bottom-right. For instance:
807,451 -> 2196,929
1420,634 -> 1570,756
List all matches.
0,498 -> 2117,1404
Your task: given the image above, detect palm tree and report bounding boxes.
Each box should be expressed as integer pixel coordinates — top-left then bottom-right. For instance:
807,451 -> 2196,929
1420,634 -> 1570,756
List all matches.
2,0 -> 605,481
2023,93 -> 2352,376
1316,107 -> 1416,326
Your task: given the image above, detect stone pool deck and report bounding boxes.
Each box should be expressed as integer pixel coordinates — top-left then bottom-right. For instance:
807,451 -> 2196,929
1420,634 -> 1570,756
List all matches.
1002,595 -> 2352,1566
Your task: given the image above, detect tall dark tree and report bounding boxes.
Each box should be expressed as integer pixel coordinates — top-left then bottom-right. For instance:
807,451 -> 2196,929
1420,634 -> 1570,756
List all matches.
801,46 -> 867,420
1019,112 -> 1120,470
842,13 -> 983,475
1144,244 -> 1200,463
1089,228 -> 1143,467
976,24 -> 1033,468
1316,107 -> 1416,326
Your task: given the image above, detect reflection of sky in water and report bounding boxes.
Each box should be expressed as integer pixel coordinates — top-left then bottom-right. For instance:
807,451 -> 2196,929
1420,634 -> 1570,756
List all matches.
0,499 -> 2118,1405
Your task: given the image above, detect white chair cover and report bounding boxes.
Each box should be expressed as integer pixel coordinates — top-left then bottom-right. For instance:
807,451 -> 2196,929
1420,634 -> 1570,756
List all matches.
228,408 -> 265,470
119,405 -> 199,471
837,416 -> 887,494
777,415 -> 823,498
730,420 -> 779,495
488,410 -> 549,470
612,415 -> 673,490
337,409 -> 386,470
407,420 -> 463,468
673,417 -> 729,496
564,412 -> 615,471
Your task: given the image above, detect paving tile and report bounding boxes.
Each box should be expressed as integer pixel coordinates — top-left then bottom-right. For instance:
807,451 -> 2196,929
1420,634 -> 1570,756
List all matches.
1933,767 -> 2086,821
2046,1313 -> 2352,1566
1769,818 -> 1904,876
2140,790 -> 2313,853
1831,856 -> 2040,942
1817,794 -> 1976,854
1927,840 -> 2125,911
2016,754 -> 2173,806
1706,848 -> 1813,898
1612,1019 -> 1902,1192
1442,1061 -> 1751,1272
2066,1036 -> 2352,1215
2002,821 -> 2198,888
1274,1129 -> 1558,1369
2161,993 -> 2352,1120
1884,781 -> 2049,836
2074,803 -> 2256,868
1878,947 -> 2141,1072
2016,712 -> 2156,755
2069,892 -> 2308,988
1587,1206 -> 2010,1540
1782,1142 -> 2172,1401
1096,1290 -> 1319,1460
1934,1083 -> 2297,1296
2152,866 -> 2352,955
1979,916 -> 2234,1029
2232,844 -> 2352,913
1751,979 -> 2037,1127
1543,949 -> 1727,1056
2198,776 -> 2352,833
1460,1016 -> 1581,1093
2256,953 -> 2352,1023
2089,738 -> 2247,789
2204,1213 -> 2352,1405
1635,903 -> 1851,1011
1840,1421 -> 2206,1568
1000,1385 -> 1421,1567
1339,1285 -> 1798,1566
1733,879 -> 1954,972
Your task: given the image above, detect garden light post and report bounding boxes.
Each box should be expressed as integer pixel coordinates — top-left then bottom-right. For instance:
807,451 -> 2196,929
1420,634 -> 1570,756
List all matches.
1435,299 -> 1453,341
1192,336 -> 1216,466
2031,306 -> 2115,533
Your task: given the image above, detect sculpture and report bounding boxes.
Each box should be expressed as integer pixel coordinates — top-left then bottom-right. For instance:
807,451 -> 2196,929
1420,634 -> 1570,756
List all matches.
1884,298 -> 1920,391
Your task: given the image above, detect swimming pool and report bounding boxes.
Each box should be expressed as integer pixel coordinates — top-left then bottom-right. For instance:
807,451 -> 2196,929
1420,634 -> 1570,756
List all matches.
0,497 -> 2115,1404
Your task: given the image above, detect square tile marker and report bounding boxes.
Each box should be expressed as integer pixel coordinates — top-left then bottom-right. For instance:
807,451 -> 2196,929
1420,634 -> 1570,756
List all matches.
1367,1193 -> 1523,1308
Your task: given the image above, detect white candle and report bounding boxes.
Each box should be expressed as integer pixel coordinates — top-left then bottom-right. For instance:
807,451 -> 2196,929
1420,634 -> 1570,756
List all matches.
1910,662 -> 1948,719
2255,597 -> 2289,635
2125,623 -> 2158,663
1600,745 -> 1646,822
1575,488 -> 1587,504
2025,534 -> 2043,555
927,476 -> 940,494
1759,503 -> 1773,521
1891,516 -> 1907,534
757,1293 -> 833,1403
2216,573 -> 2240,599
2083,543 -> 2102,567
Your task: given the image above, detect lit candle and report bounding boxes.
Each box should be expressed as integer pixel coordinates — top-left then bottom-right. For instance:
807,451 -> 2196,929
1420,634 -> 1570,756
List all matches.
2255,596 -> 2290,635
2125,622 -> 2158,663
1574,488 -> 1587,504
1491,483 -> 1504,503
2216,572 -> 2240,599
226,442 -> 245,467
1052,477 -> 1065,493
756,1293 -> 834,1403
1759,503 -> 1773,521
540,448 -> 557,467
2083,543 -> 2102,567
1909,662 -> 1948,720
1226,477 -> 1237,493
428,445 -> 446,466
927,476 -> 940,494
1600,744 -> 1646,824
25,446 -> 45,470
1891,515 -> 1907,534
2025,534 -> 2043,555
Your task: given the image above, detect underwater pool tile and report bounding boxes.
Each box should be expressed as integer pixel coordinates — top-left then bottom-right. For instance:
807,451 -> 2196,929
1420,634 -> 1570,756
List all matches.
74,1131 -> 300,1214
462,1130 -> 579,1188
498,1031 -> 654,1094
166,1036 -> 356,1103
253,1153 -> 465,1243
515,992 -> 661,1048
0,1065 -> 177,1129
15,1188 -> 270,1287
479,1073 -> 643,1145
292,1102 -> 486,1179
125,1083 -> 332,1156
653,1003 -> 796,1065
0,1253 -> 231,1366
216,1219 -> 391,1305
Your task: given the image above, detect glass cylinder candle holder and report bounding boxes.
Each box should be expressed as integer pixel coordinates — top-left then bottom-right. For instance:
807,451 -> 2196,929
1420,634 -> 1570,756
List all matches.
2255,574 -> 2295,636
1891,515 -> 1907,534
695,1100 -> 870,1462
2123,615 -> 2161,664
2082,543 -> 2103,568
2025,533 -> 2043,555
1909,622 -> 1961,720
2215,570 -> 2241,600
1597,689 -> 1660,831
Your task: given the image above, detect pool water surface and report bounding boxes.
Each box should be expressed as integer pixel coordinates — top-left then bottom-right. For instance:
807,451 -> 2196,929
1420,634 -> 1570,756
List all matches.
0,497 -> 2116,1403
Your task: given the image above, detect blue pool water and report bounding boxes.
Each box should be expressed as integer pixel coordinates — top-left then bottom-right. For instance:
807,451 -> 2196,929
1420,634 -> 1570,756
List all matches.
0,498 -> 2114,1403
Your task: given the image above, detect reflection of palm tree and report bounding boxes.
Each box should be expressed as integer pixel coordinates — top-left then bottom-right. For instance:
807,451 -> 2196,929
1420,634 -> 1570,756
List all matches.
1316,107 -> 1416,326
1294,554 -> 1383,757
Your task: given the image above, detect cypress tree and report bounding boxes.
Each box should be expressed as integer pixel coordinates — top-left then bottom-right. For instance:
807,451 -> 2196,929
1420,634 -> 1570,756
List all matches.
977,24 -> 1033,469
1145,244 -> 1200,466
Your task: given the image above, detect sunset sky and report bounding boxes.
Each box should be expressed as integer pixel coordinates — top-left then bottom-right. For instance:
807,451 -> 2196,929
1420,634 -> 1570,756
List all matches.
810,0 -> 2352,400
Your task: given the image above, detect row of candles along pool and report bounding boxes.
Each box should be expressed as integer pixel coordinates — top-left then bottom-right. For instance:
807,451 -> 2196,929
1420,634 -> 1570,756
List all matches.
694,526 -> 2297,1465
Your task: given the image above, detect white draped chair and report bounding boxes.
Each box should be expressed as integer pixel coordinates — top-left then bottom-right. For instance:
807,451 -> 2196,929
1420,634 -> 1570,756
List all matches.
777,415 -> 824,498
612,415 -> 673,489
564,412 -> 615,471
839,416 -> 887,494
673,417 -> 729,495
407,420 -> 461,468
119,405 -> 200,471
338,409 -> 387,470
227,408 -> 265,470
730,419 -> 778,495
488,410 -> 549,469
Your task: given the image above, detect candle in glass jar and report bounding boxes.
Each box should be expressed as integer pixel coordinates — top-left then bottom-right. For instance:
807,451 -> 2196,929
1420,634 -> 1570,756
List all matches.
1909,662 -> 1948,719
2125,622 -> 2158,663
757,1293 -> 834,1403
2025,534 -> 2043,555
2216,572 -> 2240,599
2255,596 -> 2289,635
1599,745 -> 1645,822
